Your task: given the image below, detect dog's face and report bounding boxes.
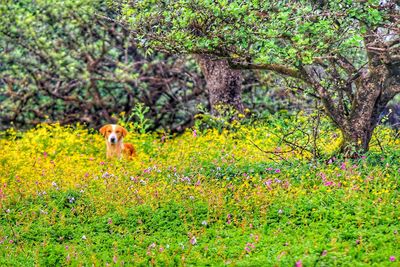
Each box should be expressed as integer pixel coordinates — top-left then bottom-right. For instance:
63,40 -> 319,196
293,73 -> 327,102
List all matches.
99,124 -> 128,145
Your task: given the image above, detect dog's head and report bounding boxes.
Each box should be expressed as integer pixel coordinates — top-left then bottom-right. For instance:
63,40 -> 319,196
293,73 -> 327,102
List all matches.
99,124 -> 128,145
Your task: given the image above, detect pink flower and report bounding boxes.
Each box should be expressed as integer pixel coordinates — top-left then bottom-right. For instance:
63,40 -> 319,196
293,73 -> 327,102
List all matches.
295,260 -> 302,267
324,181 -> 334,186
390,256 -> 396,262
340,162 -> 346,170
275,169 -> 281,173
193,130 -> 197,137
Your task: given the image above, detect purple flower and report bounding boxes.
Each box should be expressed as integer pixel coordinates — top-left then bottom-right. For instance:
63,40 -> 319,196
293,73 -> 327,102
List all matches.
390,256 -> 396,262
321,250 -> 327,256
190,236 -> 197,245
275,169 -> 281,173
193,130 -> 197,137
340,162 -> 346,170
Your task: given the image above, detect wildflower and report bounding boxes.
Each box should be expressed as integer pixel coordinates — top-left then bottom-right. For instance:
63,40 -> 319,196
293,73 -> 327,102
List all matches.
159,246 -> 164,252
113,256 -> 117,264
247,242 -> 255,249
189,195 -> 195,201
43,151 -> 48,158
275,169 -> 281,173
340,162 -> 346,170
82,235 -> 87,240
201,220 -> 207,226
108,218 -> 113,225
324,181 -> 334,186
278,209 -> 283,214
190,236 -> 197,245
244,246 -> 251,253
6,209 -> 10,213
68,196 -> 75,203
295,260 -> 302,267
390,256 -> 396,262
100,161 -> 105,165
193,129 -> 197,137
321,250 -> 327,256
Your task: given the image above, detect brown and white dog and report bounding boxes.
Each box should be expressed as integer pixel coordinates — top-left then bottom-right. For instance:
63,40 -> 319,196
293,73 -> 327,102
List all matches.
99,124 -> 136,160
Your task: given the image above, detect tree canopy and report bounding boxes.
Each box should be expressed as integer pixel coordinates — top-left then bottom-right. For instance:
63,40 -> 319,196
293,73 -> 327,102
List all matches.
122,0 -> 400,154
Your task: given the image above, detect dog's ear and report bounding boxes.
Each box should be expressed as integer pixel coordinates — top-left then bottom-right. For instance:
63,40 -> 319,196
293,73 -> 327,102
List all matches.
120,126 -> 128,137
99,125 -> 109,137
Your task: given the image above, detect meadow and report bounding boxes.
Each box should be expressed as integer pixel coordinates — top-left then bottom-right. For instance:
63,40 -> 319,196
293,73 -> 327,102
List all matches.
0,115 -> 399,266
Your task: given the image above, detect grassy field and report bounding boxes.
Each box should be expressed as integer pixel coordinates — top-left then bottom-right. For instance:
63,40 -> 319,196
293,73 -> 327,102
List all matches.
0,120 -> 399,266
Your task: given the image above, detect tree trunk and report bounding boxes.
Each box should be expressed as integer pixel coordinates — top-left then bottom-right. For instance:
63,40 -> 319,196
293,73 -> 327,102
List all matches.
336,68 -> 393,157
339,120 -> 375,156
195,55 -> 243,115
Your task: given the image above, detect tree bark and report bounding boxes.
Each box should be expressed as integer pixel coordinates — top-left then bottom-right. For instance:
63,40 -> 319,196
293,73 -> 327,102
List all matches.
195,55 -> 243,115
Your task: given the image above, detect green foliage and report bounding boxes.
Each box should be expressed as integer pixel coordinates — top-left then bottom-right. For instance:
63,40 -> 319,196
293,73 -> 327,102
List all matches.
0,0 -> 207,132
122,0 -> 387,67
118,103 -> 152,134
